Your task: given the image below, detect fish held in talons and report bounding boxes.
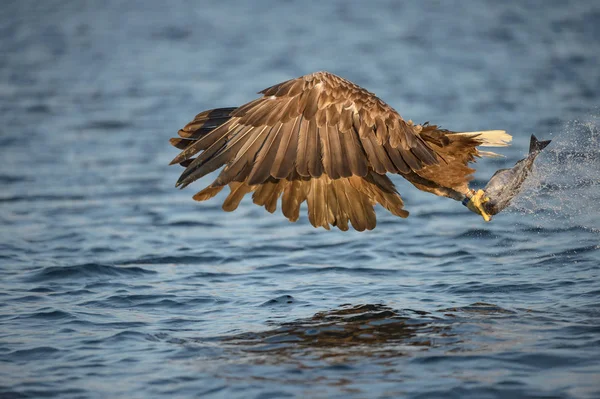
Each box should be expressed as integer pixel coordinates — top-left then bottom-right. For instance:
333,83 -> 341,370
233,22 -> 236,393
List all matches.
464,134 -> 551,222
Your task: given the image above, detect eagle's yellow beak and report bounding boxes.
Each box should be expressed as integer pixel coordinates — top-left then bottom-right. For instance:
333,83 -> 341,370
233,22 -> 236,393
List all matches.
466,189 -> 492,222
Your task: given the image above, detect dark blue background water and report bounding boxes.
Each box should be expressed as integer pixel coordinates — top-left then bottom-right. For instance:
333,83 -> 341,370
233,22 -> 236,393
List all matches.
1,1 -> 599,398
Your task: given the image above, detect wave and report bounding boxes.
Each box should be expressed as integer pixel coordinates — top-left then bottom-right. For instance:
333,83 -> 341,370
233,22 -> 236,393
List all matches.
25,263 -> 156,282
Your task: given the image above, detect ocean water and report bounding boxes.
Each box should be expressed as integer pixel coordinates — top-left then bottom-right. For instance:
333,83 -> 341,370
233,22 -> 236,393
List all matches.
1,1 -> 599,398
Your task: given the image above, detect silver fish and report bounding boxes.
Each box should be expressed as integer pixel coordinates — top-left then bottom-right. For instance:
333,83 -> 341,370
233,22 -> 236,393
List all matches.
464,134 -> 551,221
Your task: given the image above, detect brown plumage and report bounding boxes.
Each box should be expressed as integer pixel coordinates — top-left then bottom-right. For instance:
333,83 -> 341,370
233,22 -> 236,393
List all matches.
170,71 -> 511,231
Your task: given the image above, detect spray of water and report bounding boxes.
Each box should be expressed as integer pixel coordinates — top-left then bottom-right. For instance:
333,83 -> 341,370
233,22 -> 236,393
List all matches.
509,116 -> 600,231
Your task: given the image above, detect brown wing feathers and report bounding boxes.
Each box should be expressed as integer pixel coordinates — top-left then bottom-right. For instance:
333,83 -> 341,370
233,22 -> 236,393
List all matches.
169,71 -> 474,231
201,172 -> 407,232
413,126 -> 481,192
270,116 -> 301,179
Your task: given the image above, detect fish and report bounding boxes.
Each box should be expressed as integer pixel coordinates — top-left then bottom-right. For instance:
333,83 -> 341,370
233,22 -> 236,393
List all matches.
464,134 -> 551,221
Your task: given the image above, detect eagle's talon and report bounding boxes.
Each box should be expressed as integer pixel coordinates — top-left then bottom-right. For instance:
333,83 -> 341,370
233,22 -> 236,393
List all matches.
467,189 -> 492,222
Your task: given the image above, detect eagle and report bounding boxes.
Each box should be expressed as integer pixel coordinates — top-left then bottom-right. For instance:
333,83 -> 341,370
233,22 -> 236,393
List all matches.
170,71 -> 511,231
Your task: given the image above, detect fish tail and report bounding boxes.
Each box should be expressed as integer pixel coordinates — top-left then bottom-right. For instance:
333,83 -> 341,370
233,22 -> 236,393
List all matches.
529,134 -> 551,154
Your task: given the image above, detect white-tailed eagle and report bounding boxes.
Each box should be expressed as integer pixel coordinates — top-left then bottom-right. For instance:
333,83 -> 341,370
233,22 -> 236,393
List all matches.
170,71 -> 511,231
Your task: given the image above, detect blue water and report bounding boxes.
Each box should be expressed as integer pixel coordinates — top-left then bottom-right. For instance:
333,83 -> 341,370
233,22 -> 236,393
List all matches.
1,1 -> 599,398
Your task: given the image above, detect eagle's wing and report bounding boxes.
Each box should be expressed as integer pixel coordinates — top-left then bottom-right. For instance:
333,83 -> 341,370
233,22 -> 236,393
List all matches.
171,71 -> 439,184
169,71 -> 503,230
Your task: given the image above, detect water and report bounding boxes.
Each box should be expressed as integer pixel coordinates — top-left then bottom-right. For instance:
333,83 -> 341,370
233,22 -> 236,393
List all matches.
1,1 -> 599,398
514,120 -> 600,230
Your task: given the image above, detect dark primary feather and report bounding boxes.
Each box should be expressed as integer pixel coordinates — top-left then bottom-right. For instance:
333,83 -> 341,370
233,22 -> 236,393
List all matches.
177,107 -> 237,139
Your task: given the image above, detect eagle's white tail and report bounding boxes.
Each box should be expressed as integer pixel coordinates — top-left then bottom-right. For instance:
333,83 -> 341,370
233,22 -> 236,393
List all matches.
455,130 -> 512,157
455,130 -> 512,146
477,150 -> 505,158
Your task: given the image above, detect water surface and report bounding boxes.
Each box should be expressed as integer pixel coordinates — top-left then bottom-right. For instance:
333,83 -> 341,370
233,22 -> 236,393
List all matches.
1,1 -> 599,398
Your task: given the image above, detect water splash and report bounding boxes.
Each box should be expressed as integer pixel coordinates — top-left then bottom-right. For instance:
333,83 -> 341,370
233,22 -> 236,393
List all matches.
510,116 -> 600,231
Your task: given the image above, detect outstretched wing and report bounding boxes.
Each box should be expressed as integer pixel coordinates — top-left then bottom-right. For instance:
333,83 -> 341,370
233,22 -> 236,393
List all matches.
169,71 -> 445,230
171,71 -> 438,186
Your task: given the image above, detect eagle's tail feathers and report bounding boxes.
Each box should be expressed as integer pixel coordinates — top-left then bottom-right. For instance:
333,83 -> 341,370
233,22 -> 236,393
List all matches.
455,130 -> 512,147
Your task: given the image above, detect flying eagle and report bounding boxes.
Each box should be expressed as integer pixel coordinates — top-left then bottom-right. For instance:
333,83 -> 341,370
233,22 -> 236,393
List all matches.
170,71 -> 511,231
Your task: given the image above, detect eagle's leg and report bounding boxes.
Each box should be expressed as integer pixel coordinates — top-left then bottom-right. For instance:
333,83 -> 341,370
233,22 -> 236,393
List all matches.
401,172 -> 493,221
463,189 -> 492,222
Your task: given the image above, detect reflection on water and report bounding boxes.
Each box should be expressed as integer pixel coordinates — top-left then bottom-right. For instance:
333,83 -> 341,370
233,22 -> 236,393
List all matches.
217,303 -> 515,361
191,302 -> 553,397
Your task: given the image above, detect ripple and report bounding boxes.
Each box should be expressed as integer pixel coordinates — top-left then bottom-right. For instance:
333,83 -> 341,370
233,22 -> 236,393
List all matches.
501,352 -> 586,369
25,263 -> 156,282
260,295 -> 296,307
262,265 -> 402,276
80,294 -> 217,309
152,26 -> 192,41
439,302 -> 516,315
449,282 -> 544,295
4,346 -> 62,361
162,220 -> 218,228
84,120 -> 132,130
453,229 -> 500,239
0,174 -> 30,184
81,330 -> 152,345
0,194 -> 87,203
12,309 -> 75,321
118,254 -> 228,265
26,104 -> 51,114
